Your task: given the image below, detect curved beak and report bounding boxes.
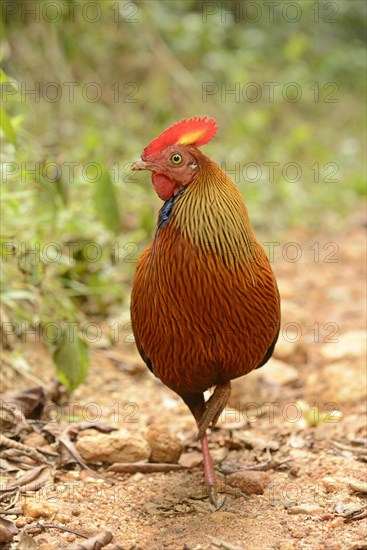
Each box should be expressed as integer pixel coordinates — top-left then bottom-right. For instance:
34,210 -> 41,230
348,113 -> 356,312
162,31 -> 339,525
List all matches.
131,159 -> 155,172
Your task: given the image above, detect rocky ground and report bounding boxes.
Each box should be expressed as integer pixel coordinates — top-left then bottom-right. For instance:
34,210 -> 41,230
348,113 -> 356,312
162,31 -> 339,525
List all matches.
1,214 -> 366,550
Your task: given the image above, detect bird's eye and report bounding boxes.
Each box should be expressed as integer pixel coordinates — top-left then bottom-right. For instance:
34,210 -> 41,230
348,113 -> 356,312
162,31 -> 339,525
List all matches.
170,153 -> 183,165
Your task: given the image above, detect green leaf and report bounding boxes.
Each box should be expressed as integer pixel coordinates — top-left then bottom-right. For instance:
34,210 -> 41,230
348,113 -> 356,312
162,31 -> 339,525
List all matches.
93,164 -> 122,234
0,69 -> 9,83
53,331 -> 90,393
0,107 -> 17,146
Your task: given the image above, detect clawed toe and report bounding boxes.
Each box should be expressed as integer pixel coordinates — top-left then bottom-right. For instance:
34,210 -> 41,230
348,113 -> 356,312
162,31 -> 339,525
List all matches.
202,482 -> 226,510
209,484 -> 226,510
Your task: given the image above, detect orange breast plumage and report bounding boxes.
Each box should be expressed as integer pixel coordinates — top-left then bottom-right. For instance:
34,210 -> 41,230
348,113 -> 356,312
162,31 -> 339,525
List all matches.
131,157 -> 280,395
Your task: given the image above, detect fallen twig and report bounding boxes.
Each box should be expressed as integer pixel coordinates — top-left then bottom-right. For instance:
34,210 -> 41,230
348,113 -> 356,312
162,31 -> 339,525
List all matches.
0,434 -> 48,464
0,507 -> 22,515
334,503 -> 367,523
26,522 -> 88,538
241,459 -> 293,471
0,465 -> 51,492
0,465 -> 52,509
221,459 -> 292,475
344,509 -> 367,523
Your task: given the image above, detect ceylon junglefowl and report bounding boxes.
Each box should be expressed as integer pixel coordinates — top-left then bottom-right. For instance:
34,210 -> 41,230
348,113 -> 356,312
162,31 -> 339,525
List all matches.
131,117 -> 280,505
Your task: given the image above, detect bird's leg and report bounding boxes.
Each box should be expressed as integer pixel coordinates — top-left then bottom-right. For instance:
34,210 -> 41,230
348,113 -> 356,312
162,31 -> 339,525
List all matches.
197,381 -> 231,440
200,431 -> 224,508
200,432 -> 215,484
179,392 -> 224,508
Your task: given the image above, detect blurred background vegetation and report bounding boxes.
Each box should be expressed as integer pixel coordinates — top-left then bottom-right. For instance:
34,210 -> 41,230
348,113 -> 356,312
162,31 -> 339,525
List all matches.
1,0 -> 366,390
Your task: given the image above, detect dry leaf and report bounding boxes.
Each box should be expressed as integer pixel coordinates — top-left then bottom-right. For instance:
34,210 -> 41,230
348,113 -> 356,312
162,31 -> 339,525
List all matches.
0,516 -> 18,543
3,387 -> 46,420
17,529 -> 39,549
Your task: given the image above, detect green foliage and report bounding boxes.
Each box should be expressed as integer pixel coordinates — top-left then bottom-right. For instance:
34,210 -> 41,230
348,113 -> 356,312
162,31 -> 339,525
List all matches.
0,106 -> 17,146
1,0 -> 366,391
93,164 -> 122,235
53,331 -> 90,393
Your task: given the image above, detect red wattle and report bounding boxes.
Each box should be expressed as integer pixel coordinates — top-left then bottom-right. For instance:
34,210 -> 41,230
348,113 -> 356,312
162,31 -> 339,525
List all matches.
152,173 -> 177,201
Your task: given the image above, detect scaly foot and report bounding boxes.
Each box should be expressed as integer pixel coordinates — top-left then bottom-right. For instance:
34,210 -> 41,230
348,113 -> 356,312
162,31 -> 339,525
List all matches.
198,382 -> 231,439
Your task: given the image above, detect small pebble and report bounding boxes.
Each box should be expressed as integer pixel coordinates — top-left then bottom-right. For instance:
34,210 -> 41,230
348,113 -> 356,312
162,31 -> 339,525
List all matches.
329,517 -> 344,528
179,451 -> 202,468
56,512 -> 72,524
322,476 -> 340,493
321,513 -> 335,521
288,504 -> 322,515
15,517 -> 27,528
226,471 -> 269,495
289,528 -> 304,539
21,499 -> 59,518
75,429 -> 151,463
348,479 -> 367,493
130,472 -> 144,482
145,426 -> 182,463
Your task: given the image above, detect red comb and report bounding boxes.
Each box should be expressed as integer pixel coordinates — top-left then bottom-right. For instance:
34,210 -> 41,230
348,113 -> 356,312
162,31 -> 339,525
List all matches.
143,116 -> 218,157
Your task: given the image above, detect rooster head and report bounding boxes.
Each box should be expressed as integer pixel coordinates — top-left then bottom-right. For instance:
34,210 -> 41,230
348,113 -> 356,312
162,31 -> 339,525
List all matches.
131,116 -> 218,200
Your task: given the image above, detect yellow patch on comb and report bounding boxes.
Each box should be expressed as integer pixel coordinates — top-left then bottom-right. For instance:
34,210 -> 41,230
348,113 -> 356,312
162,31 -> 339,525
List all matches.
177,130 -> 206,146
143,117 -> 218,157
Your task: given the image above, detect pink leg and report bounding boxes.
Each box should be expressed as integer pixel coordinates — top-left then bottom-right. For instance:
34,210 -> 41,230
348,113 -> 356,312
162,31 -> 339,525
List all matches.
200,432 -> 216,485
180,392 -> 224,507
200,431 -> 225,508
